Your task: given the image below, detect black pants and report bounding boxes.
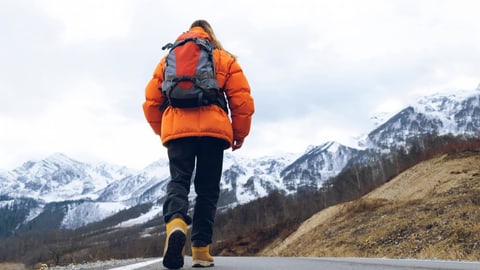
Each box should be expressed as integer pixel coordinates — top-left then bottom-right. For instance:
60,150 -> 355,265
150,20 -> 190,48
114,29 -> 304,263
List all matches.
164,137 -> 225,246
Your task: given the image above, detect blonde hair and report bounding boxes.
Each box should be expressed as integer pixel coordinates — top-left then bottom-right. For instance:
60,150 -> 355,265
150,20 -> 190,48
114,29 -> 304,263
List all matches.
190,19 -> 236,58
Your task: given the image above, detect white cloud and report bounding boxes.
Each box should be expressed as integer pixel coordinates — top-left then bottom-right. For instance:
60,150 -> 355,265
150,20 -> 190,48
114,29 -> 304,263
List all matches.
1,0 -> 480,169
35,0 -> 133,44
241,108 -> 367,158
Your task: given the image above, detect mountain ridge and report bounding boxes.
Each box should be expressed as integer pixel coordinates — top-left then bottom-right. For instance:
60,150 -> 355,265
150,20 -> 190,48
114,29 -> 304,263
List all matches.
1,87 -> 479,234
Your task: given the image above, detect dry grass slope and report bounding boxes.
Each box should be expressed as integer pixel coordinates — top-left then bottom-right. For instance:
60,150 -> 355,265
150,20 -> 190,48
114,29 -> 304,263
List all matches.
0,263 -> 27,270
261,151 -> 480,261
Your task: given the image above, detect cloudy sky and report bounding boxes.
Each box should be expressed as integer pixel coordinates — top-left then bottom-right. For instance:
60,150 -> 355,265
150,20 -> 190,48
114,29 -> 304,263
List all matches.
1,0 -> 479,170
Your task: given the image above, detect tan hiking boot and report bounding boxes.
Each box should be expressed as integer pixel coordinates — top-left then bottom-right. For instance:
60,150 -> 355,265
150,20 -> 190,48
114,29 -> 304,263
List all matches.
163,218 -> 187,269
192,245 -> 214,267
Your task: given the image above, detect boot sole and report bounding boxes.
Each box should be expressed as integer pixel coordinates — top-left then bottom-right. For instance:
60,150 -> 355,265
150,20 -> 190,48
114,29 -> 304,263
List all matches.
192,260 -> 214,268
163,230 -> 186,269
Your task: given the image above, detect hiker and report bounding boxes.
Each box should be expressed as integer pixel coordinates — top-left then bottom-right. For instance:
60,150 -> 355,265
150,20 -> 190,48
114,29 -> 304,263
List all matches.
143,19 -> 254,269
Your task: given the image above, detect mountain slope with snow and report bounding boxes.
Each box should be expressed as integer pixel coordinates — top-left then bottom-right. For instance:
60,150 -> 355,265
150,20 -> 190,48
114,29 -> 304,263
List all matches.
367,90 -> 480,149
281,141 -> 360,190
2,153 -> 138,203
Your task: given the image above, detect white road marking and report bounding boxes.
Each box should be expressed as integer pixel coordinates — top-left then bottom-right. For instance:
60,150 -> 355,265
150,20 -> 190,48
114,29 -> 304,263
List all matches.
108,258 -> 162,270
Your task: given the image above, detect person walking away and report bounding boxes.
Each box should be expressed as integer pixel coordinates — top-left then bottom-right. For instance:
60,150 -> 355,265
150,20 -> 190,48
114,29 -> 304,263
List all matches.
143,19 -> 254,269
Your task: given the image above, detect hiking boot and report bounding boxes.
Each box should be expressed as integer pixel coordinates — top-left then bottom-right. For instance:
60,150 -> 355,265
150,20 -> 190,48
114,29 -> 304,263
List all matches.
163,218 -> 187,269
192,245 -> 214,267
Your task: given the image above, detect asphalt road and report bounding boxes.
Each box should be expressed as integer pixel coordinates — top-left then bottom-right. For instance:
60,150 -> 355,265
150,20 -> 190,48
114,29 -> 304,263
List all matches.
107,256 -> 480,270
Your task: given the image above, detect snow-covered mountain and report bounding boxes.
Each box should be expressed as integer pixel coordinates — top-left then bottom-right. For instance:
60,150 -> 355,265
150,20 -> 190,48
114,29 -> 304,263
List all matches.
281,141 -> 360,190
2,153 -> 138,203
367,90 -> 480,149
1,87 -> 479,234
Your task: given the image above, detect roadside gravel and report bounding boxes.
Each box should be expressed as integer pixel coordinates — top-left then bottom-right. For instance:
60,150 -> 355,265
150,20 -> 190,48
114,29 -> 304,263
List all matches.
47,258 -> 152,270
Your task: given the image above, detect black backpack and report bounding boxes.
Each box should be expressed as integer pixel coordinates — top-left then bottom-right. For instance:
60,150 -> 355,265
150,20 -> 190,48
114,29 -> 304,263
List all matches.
160,36 -> 228,113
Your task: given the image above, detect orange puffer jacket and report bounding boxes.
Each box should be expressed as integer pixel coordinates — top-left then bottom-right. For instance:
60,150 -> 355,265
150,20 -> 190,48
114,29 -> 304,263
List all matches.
143,27 -> 254,148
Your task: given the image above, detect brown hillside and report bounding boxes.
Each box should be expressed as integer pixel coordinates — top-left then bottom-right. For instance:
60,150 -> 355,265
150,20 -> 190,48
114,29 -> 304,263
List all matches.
260,150 -> 480,260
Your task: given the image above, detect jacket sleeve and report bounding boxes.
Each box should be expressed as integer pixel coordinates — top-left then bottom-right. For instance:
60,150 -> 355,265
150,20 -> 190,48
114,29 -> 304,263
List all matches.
143,59 -> 167,136
223,58 -> 255,141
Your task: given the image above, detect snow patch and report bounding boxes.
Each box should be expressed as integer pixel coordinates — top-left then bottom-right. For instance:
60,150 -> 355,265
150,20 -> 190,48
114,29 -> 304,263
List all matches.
62,201 -> 128,229
116,205 -> 162,228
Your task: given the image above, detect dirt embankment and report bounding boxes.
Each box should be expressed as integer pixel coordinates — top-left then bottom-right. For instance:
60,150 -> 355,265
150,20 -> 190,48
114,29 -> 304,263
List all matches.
260,151 -> 480,260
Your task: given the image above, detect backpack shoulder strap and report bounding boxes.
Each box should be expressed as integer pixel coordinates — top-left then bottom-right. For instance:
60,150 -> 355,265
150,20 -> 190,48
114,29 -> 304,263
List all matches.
162,37 -> 215,52
193,38 -> 215,52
